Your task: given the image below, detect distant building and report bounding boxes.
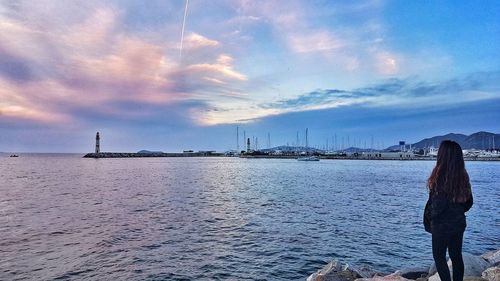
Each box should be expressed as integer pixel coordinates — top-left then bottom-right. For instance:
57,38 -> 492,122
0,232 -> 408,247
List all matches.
362,151 -> 415,159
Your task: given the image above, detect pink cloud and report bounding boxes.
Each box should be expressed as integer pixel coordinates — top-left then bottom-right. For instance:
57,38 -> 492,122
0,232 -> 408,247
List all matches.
0,78 -> 74,124
184,54 -> 248,82
182,33 -> 220,50
375,52 -> 399,75
0,5 -> 249,126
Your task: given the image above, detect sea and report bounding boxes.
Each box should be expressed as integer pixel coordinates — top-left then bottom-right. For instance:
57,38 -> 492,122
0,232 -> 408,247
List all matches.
0,154 -> 498,281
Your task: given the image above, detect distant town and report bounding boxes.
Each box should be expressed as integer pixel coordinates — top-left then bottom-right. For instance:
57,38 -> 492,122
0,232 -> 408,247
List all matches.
83,131 -> 500,161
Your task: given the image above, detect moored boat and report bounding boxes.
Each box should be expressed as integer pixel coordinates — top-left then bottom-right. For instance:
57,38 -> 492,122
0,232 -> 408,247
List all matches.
297,156 -> 320,161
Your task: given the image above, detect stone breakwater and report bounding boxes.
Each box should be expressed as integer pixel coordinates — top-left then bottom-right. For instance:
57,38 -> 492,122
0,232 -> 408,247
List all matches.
307,249 -> 499,281
83,152 -> 223,158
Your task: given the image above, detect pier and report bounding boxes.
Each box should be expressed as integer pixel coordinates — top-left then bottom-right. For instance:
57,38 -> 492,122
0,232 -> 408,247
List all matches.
83,151 -> 223,158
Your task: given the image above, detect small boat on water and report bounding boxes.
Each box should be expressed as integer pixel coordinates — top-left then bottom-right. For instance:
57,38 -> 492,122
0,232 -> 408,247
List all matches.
297,156 -> 320,161
9,154 -> 19,157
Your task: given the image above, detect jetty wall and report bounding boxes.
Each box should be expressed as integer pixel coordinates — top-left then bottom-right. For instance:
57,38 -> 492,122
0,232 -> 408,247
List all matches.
83,152 -> 224,158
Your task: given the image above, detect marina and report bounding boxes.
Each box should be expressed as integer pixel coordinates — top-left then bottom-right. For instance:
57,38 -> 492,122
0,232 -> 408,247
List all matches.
82,152 -> 500,161
238,154 -> 500,161
83,131 -> 500,161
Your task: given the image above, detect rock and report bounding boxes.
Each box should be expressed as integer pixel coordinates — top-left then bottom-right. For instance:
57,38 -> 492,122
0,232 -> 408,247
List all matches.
429,263 -> 438,276
345,264 -> 380,278
428,253 -> 490,281
394,267 -> 430,280
482,266 -> 500,281
307,260 -> 379,281
429,276 -> 486,281
355,273 -> 413,281
307,260 -> 348,281
463,277 -> 488,281
482,250 -> 500,266
456,253 -> 490,276
427,262 -> 437,276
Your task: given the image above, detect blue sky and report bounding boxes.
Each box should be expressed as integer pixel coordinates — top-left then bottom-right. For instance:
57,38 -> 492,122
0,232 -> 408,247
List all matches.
0,0 -> 499,152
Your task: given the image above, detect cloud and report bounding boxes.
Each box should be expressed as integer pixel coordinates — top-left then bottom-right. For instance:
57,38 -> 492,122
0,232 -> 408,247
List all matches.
259,71 -> 500,113
231,0 -> 458,80
0,78 -> 74,124
373,51 -> 399,75
0,49 -> 35,81
182,70 -> 500,127
288,30 -> 344,53
261,89 -> 352,109
182,33 -> 220,50
218,90 -> 249,100
203,77 -> 226,85
63,8 -> 118,52
1,1 -> 497,141
0,4 -> 248,127
231,0 -> 404,76
185,55 -> 247,81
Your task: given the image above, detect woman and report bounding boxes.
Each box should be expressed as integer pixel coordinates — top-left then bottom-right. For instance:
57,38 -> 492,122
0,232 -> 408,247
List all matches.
424,140 -> 473,281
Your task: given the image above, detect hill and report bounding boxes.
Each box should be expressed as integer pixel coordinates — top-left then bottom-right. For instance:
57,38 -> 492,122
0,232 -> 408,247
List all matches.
409,131 -> 499,150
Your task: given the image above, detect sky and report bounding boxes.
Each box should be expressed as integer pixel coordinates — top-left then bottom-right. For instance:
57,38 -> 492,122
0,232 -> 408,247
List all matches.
0,0 -> 499,152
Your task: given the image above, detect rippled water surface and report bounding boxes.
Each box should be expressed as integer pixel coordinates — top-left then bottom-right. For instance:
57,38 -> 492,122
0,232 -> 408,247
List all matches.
1,155 -> 498,280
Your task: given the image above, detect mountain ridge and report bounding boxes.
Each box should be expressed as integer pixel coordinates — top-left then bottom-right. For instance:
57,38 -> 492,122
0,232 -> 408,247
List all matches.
393,131 -> 499,150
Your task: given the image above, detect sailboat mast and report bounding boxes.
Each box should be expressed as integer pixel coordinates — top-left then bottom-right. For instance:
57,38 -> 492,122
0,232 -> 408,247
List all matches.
236,126 -> 239,151
305,128 -> 308,148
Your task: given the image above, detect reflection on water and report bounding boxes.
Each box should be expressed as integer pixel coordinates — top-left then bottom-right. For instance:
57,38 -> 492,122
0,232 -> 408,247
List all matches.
0,155 -> 498,280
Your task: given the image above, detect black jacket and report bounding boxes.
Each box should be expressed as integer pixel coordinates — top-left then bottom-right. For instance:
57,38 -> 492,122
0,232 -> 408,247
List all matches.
424,192 -> 473,234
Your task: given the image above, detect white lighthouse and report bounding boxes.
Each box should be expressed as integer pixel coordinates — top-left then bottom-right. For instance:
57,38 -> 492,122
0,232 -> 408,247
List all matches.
95,132 -> 100,154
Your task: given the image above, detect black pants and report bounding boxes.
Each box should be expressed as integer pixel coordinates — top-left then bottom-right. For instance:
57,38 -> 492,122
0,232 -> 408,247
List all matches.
432,231 -> 464,281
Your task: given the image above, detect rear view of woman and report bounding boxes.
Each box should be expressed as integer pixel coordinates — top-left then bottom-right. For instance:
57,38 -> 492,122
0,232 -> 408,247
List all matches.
424,140 -> 473,281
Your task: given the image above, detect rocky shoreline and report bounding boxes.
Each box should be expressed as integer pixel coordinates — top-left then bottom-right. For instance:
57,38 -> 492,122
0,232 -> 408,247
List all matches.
307,249 -> 499,281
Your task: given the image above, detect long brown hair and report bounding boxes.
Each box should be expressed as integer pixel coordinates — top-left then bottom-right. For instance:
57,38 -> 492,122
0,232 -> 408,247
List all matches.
427,140 -> 471,203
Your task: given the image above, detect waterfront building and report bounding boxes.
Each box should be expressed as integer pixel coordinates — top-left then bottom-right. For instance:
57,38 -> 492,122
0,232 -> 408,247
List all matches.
361,151 -> 415,159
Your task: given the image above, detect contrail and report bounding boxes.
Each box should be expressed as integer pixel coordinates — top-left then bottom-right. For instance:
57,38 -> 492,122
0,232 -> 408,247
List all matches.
180,0 -> 189,59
